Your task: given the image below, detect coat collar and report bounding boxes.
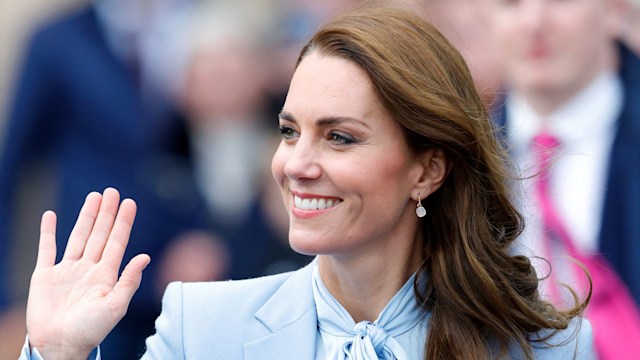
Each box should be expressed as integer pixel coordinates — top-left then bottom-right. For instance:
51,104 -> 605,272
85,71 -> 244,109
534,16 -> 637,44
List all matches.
244,260 -> 318,359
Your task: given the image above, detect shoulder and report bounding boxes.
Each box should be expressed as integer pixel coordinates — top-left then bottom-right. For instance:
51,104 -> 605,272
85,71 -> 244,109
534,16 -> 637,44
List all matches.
171,271 -> 295,314
620,44 -> 640,87
24,7 -> 93,59
33,7 -> 91,39
619,45 -> 640,129
144,269 -> 308,358
515,318 -> 594,359
160,269 -> 304,333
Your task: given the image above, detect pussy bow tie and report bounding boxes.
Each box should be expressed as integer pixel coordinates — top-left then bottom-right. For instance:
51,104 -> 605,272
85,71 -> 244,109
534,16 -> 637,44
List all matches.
339,320 -> 409,360
313,268 -> 419,360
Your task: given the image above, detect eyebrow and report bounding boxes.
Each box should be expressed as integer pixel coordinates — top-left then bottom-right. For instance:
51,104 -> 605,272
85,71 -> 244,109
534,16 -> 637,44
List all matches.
278,111 -> 371,129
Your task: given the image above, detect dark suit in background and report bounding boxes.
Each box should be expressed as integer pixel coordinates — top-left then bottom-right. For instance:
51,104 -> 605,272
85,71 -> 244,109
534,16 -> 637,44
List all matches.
494,44 -> 640,307
0,5 -> 210,358
598,45 -> 640,305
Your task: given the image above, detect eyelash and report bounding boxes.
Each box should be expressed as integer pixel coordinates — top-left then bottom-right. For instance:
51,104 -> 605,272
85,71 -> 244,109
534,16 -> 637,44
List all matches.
278,126 -> 359,145
329,132 -> 358,145
279,125 -> 298,140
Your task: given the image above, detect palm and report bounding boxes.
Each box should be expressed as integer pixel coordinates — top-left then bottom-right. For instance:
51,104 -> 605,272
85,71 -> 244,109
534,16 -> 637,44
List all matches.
26,189 -> 150,358
30,260 -> 120,348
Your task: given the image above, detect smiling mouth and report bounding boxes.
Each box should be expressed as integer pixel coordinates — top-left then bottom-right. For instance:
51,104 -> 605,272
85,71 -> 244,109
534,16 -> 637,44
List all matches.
293,195 -> 342,210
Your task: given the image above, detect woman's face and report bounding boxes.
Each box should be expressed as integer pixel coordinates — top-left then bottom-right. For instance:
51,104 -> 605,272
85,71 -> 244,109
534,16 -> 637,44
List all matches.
271,52 -> 425,258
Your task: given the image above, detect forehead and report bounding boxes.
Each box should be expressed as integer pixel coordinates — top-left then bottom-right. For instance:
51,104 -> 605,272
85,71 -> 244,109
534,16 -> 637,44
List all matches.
487,0 -> 604,14
284,52 -> 388,121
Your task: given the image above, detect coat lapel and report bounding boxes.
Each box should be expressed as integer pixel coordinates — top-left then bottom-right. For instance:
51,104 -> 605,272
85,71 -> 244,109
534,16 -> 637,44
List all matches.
599,44 -> 640,305
244,261 -> 318,360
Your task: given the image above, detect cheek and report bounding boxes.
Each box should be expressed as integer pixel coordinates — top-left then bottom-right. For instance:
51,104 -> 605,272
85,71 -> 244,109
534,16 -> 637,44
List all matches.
491,26 -> 520,61
271,144 -> 287,186
359,152 -> 415,199
491,15 -> 519,39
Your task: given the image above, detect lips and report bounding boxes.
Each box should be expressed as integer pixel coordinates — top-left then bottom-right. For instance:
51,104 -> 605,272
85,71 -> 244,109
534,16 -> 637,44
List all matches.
526,43 -> 550,60
293,195 -> 342,210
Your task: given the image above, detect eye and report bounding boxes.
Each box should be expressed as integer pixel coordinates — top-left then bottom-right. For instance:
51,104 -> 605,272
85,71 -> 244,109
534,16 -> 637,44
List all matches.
497,0 -> 520,6
279,125 -> 299,140
329,131 -> 358,145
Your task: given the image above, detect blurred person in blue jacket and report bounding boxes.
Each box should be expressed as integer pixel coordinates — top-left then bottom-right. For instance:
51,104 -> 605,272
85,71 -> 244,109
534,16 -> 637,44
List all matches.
487,0 -> 640,358
180,2 -> 313,279
0,0 -> 224,358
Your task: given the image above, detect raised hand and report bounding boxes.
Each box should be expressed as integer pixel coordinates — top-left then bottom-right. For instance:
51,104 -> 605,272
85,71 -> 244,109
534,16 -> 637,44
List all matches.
26,188 -> 150,360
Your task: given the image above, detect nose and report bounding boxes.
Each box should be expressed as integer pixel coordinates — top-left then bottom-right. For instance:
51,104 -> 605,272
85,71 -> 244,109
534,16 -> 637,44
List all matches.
520,0 -> 547,33
282,137 -> 322,182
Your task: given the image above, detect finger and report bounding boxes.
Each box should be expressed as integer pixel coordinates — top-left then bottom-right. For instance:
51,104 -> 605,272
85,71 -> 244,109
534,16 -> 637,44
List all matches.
36,211 -> 57,269
64,192 -> 102,260
101,198 -> 137,271
109,254 -> 150,316
83,188 -> 120,262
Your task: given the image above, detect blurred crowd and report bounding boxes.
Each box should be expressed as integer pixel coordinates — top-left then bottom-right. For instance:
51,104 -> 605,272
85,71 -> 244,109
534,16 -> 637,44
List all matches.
0,0 -> 638,359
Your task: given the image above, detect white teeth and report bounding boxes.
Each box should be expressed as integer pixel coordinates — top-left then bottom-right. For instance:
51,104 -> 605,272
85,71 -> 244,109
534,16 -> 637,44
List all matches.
301,198 -> 311,209
293,195 -> 341,210
318,199 -> 326,209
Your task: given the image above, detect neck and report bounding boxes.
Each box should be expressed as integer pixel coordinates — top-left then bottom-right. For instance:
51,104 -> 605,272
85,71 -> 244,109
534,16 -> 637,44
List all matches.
524,92 -> 578,118
526,74 -> 603,118
317,230 -> 424,323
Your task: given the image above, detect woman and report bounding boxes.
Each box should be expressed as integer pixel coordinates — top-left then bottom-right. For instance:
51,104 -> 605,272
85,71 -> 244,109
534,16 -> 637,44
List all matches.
20,6 -> 592,360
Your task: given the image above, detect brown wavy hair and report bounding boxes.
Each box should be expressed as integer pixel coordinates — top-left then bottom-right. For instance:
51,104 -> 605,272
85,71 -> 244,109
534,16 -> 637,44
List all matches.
296,5 -> 589,360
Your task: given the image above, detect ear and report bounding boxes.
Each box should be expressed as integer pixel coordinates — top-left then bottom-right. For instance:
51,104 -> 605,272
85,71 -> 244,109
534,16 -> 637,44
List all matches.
410,147 -> 448,201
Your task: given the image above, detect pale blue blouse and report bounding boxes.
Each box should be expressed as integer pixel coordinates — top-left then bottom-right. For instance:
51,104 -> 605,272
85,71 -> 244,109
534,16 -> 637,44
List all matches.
312,265 -> 428,359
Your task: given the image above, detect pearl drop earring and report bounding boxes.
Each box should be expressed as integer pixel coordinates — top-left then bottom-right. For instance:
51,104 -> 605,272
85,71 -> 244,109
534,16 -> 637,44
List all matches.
416,194 -> 426,218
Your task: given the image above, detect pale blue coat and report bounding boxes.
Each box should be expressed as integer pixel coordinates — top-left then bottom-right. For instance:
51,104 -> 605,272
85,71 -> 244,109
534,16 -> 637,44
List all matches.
21,261 -> 594,359
141,261 -> 594,359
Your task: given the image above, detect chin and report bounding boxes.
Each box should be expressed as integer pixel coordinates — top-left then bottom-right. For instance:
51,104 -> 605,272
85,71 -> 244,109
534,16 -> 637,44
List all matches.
288,235 -> 322,256
289,243 -> 319,256
288,228 -> 335,256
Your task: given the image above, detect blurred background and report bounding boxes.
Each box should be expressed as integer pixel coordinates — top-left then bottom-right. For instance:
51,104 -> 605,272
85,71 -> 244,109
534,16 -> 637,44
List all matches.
0,0 -> 638,359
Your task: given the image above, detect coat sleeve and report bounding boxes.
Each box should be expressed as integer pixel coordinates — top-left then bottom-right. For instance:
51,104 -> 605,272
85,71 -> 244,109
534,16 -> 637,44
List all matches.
17,336 -> 100,360
140,282 -> 185,359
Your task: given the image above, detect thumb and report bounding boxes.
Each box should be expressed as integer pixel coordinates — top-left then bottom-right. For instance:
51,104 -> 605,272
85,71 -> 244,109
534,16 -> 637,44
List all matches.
109,254 -> 151,315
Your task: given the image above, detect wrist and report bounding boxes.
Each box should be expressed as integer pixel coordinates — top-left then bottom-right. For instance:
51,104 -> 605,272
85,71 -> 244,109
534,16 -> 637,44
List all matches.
30,341 -> 92,360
